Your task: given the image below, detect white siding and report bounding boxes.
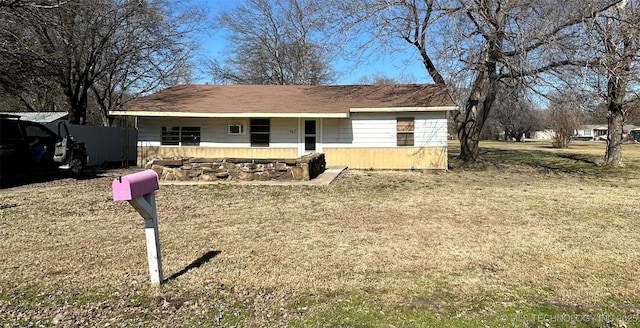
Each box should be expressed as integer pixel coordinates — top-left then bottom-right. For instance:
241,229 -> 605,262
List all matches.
321,118 -> 353,145
137,113 -> 448,150
137,117 -> 298,148
271,117 -> 298,147
415,113 -> 448,147
322,112 -> 447,148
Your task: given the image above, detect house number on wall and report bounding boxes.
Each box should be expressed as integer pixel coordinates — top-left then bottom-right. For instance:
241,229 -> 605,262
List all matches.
289,129 -> 297,134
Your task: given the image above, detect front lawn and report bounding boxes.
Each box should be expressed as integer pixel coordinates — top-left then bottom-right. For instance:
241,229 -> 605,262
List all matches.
1,141 -> 639,327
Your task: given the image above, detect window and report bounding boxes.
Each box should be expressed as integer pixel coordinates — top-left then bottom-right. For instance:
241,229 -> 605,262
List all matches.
397,117 -> 414,147
161,127 -> 180,145
250,119 -> 270,147
1,121 -> 22,141
180,127 -> 201,146
24,123 -> 56,139
161,126 -> 200,146
595,129 -> 607,137
228,121 -> 246,135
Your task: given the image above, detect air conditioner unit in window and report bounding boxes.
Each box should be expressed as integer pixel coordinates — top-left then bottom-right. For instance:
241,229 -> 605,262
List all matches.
228,122 -> 245,135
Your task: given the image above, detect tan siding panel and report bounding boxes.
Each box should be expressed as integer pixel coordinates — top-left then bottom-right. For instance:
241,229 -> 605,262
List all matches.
323,147 -> 447,169
138,146 -> 446,169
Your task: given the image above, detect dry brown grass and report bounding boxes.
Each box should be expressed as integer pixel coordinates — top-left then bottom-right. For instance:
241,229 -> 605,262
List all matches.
1,141 -> 640,326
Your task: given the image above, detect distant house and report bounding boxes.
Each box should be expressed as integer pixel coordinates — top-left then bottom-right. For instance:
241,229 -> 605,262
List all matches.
575,124 -> 639,140
531,129 -> 555,140
109,84 -> 458,169
575,125 -> 608,139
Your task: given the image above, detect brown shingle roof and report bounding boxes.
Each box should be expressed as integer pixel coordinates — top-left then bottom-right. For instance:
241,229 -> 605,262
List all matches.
118,84 -> 457,115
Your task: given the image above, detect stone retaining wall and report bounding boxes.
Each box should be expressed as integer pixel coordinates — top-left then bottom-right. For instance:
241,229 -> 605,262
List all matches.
145,153 -> 326,182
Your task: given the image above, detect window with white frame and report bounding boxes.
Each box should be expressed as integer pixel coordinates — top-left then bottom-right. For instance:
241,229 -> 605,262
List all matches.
228,121 -> 246,135
396,117 -> 414,147
250,119 -> 270,147
161,126 -> 201,146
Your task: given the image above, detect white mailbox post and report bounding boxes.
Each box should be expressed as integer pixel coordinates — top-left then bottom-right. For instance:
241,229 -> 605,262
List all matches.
112,169 -> 163,284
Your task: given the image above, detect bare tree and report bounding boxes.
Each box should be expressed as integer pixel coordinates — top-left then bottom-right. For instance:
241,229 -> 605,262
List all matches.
546,91 -> 586,148
336,0 -> 621,162
548,107 -> 580,148
491,85 -> 541,142
0,2 -> 74,115
584,0 -> 640,166
0,0 -> 203,125
210,0 -> 335,85
356,73 -> 411,85
88,0 -> 200,126
0,0 -> 68,8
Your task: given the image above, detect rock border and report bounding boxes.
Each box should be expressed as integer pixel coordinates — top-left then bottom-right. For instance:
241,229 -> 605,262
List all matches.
145,153 -> 326,182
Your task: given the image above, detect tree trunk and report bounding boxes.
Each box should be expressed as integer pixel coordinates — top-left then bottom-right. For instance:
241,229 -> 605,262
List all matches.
458,109 -> 481,162
601,7 -> 636,167
66,92 -> 82,124
458,96 -> 495,161
457,64 -> 497,162
603,48 -> 628,167
604,101 -> 624,166
99,105 -> 111,126
93,87 -> 113,126
66,91 -> 88,125
65,77 -> 90,125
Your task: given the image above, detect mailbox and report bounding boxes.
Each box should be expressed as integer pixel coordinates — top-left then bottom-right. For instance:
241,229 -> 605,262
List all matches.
112,169 -> 159,201
112,169 -> 164,284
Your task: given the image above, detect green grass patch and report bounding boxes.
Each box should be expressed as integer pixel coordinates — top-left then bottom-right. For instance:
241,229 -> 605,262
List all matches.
288,291 -> 639,328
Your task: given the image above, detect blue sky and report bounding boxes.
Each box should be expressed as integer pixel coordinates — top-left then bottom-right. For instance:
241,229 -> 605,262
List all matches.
190,0 -> 433,85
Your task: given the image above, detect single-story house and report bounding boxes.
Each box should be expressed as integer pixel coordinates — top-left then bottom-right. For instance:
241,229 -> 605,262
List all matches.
575,124 -> 639,140
531,129 -> 555,140
109,84 -> 458,169
575,125 -> 608,139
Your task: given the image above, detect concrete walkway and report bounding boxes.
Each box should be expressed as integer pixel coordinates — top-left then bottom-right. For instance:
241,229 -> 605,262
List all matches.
160,166 -> 348,187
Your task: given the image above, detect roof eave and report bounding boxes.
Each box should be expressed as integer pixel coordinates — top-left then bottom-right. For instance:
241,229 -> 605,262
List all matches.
349,106 -> 458,113
108,111 -> 350,118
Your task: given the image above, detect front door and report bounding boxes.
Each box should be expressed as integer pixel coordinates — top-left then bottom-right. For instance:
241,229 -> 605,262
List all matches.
304,120 -> 316,152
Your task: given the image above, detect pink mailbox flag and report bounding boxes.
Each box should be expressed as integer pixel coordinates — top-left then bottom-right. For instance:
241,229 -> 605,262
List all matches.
112,169 -> 159,201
